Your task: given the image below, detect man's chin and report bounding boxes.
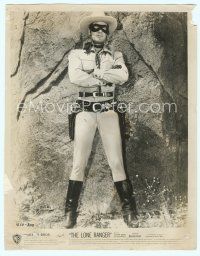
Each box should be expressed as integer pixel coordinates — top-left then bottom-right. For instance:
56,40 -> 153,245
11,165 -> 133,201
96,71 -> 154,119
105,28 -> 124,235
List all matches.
93,40 -> 105,45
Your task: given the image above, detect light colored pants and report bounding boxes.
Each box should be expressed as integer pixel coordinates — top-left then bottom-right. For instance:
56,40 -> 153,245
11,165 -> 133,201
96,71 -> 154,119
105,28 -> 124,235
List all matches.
70,110 -> 127,182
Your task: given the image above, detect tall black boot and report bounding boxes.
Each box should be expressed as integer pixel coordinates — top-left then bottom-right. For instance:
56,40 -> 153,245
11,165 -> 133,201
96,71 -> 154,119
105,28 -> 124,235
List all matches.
114,179 -> 139,228
64,180 -> 83,229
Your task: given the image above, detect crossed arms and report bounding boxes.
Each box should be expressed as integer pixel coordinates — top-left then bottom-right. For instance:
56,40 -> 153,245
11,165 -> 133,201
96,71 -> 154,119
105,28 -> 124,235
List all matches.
68,50 -> 129,87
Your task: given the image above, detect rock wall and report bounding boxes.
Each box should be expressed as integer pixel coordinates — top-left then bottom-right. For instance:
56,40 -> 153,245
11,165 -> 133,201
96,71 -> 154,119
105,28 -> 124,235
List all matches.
7,11 -> 188,227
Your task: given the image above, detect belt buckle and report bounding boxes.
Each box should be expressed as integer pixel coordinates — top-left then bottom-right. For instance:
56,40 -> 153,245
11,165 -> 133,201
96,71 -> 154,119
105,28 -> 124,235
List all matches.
93,92 -> 99,97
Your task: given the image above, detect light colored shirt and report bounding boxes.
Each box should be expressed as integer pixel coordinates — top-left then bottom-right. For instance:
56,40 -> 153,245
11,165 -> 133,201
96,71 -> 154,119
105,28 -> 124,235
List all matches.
68,45 -> 129,102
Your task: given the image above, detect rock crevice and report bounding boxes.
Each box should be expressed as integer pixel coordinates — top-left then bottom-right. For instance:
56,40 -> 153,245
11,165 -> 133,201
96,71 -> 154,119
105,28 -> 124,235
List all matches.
11,12 -> 29,77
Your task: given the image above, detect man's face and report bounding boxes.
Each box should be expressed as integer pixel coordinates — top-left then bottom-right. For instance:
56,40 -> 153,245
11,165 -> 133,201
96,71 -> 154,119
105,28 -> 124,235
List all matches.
89,21 -> 108,44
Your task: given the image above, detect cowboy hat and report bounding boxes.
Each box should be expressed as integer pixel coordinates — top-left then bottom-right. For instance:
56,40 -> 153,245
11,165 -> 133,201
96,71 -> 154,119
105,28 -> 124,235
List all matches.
80,11 -> 117,35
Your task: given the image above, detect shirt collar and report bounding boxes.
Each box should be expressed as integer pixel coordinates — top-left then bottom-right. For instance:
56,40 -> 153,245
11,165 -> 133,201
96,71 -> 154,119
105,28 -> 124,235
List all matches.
83,41 -> 113,55
91,45 -> 112,55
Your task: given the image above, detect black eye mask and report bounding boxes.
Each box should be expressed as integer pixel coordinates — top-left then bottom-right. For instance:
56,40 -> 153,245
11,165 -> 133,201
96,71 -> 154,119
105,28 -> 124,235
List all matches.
89,23 -> 109,34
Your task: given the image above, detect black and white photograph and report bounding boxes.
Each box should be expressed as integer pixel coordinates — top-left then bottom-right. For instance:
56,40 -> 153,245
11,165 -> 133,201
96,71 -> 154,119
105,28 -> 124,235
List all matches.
4,4 -> 196,250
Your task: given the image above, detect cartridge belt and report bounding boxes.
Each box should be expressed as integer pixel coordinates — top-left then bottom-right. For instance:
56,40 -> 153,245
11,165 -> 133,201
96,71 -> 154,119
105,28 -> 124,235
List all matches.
79,91 -> 114,98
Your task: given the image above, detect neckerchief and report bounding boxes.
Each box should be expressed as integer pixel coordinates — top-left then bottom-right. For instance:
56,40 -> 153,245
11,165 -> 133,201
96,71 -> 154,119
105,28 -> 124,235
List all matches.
83,41 -> 113,68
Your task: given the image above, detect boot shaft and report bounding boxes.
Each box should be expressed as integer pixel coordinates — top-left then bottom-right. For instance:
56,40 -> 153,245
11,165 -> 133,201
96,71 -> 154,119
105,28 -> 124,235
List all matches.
114,179 -> 133,201
114,179 -> 137,213
65,180 -> 83,213
114,179 -> 139,227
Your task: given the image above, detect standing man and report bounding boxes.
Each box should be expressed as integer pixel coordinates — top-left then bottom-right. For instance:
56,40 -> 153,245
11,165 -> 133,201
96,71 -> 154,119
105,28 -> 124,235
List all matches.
65,12 -> 138,228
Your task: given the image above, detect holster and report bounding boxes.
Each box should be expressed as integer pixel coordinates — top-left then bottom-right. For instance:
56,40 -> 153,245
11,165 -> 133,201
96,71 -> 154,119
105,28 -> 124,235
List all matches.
116,110 -> 126,138
68,112 -> 78,141
115,106 -> 128,175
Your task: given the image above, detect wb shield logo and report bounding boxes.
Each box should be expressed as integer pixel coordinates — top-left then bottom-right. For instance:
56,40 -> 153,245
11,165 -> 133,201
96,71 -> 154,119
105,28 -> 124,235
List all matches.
13,234 -> 21,244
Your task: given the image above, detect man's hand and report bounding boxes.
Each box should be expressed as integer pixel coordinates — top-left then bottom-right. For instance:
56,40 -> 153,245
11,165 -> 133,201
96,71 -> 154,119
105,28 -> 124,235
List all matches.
85,69 -> 94,74
93,68 -> 113,87
82,69 -> 107,87
99,79 -> 108,86
92,69 -> 109,86
93,68 -> 103,79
